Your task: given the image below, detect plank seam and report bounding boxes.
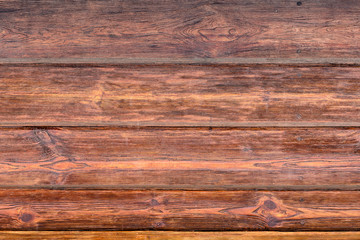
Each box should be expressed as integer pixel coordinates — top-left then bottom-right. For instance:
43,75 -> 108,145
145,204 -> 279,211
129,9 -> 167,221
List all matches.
1,122 -> 360,128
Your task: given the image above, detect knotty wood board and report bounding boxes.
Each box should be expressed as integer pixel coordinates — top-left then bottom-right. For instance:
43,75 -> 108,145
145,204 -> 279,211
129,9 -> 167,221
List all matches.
1,65 -> 360,126
0,0 -> 359,59
0,190 -> 360,230
1,127 -> 360,189
1,231 -> 360,240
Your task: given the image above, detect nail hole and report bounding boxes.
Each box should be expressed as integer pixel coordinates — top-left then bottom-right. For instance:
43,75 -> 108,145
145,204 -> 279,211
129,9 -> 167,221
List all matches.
297,1 -> 302,6
297,49 -> 301,53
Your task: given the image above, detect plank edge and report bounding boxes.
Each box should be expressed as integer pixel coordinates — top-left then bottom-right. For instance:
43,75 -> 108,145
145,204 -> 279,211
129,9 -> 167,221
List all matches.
2,121 -> 360,128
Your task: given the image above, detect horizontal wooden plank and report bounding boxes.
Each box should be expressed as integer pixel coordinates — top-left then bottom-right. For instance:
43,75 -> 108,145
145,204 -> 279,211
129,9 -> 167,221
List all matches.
0,189 -> 359,230
1,231 -> 360,240
1,65 -> 360,126
0,127 -> 360,189
2,58 -> 360,65
0,0 -> 359,59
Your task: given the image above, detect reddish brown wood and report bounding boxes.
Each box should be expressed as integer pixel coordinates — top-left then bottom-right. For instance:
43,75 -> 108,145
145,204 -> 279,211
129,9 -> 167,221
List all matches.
0,189 -> 359,230
1,65 -> 360,126
0,231 -> 359,240
0,127 -> 359,189
1,0 -> 359,235
0,0 -> 359,59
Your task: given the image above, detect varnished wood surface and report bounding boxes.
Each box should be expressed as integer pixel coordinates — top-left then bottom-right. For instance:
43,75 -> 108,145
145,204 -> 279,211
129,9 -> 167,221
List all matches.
0,189 -> 360,230
0,127 -> 359,189
1,65 -> 360,126
1,231 -> 360,240
0,0 -> 359,59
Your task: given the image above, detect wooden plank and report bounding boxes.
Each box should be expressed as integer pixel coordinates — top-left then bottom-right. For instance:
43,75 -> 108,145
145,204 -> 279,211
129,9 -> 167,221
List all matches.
0,0 -> 359,59
0,189 -> 359,230
1,231 -> 360,240
0,127 -> 360,189
1,65 -> 360,126
2,57 -> 360,65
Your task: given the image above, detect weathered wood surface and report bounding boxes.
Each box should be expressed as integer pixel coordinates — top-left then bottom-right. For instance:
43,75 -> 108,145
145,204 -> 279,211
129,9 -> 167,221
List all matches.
0,127 -> 359,189
1,231 -> 359,240
0,0 -> 359,59
1,0 -> 360,235
1,65 -> 360,126
0,190 -> 359,230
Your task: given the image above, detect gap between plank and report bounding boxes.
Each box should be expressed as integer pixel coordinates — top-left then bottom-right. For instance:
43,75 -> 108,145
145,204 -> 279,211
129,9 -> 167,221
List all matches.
1,121 -> 360,128
0,231 -> 359,234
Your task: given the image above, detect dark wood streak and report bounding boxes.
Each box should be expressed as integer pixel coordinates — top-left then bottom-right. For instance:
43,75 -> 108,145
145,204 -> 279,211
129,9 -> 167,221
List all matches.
0,127 -> 359,188
0,65 -> 360,126
0,189 -> 359,230
0,0 -> 359,58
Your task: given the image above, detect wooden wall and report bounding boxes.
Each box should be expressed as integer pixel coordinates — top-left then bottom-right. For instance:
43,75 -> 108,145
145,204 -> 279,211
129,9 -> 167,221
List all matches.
1,0 -> 359,238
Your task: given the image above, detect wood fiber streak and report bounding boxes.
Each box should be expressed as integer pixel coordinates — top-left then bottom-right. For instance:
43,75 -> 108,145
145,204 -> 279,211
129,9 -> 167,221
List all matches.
0,0 -> 359,58
0,128 -> 360,188
1,231 -> 360,240
1,65 -> 360,125
0,190 -> 359,230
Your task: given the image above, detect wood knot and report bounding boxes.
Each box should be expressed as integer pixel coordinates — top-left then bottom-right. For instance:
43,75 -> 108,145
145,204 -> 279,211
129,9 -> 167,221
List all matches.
251,195 -> 303,228
264,200 -> 277,210
20,213 -> 34,223
198,27 -> 239,42
150,199 -> 160,206
267,216 -> 280,227
153,221 -> 165,228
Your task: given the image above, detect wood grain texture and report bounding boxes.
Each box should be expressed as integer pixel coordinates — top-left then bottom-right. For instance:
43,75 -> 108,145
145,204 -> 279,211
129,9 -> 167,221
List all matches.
0,190 -> 359,230
0,127 -> 360,189
0,0 -> 359,59
2,0 -> 360,235
1,65 -> 360,126
1,231 -> 360,240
